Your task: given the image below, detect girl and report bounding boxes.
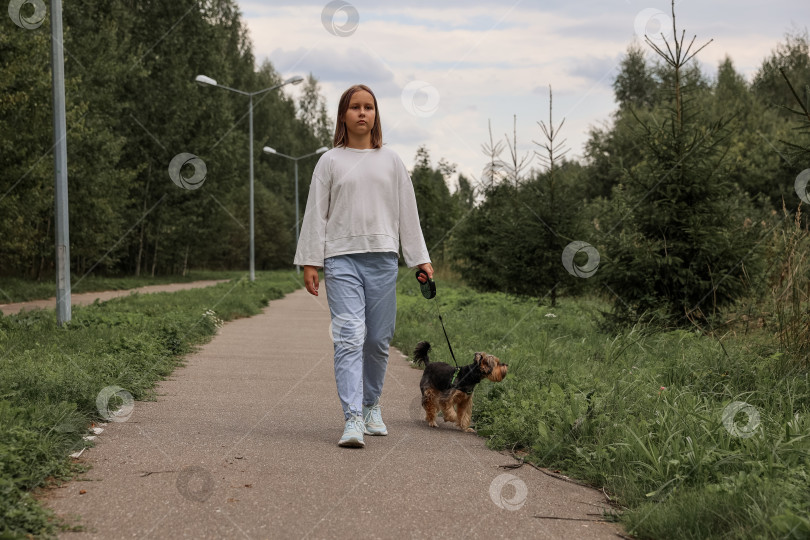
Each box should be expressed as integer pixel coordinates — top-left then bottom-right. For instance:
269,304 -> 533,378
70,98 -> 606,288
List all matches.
294,84 -> 433,448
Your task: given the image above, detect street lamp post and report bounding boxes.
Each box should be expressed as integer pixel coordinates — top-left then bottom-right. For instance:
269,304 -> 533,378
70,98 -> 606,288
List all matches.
195,74 -> 304,281
51,0 -> 71,326
263,146 -> 328,273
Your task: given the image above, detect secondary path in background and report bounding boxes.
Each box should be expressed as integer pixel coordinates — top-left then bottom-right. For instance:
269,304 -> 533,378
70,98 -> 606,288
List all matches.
0,280 -> 229,315
42,288 -> 626,539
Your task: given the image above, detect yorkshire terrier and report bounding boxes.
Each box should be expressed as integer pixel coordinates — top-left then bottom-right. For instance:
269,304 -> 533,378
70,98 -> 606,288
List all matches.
413,341 -> 508,433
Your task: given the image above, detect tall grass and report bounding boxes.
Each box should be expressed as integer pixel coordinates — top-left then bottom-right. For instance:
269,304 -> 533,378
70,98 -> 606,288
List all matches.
0,271 -> 300,537
392,271 -> 810,539
769,205 -> 810,364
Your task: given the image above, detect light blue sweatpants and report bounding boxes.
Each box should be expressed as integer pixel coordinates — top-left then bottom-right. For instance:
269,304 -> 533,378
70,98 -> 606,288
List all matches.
324,252 -> 399,420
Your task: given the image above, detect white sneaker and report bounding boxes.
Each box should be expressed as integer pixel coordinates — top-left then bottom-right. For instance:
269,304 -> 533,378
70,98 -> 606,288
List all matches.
363,400 -> 388,436
338,414 -> 365,448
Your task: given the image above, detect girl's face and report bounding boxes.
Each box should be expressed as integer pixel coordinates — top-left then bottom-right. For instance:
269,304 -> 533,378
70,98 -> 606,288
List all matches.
342,90 -> 376,141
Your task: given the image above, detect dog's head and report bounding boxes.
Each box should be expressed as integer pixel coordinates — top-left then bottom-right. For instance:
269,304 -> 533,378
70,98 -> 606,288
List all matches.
474,352 -> 508,382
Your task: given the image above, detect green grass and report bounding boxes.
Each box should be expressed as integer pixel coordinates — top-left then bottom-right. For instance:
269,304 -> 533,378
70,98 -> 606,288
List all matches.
0,270 -> 302,537
4,266 -> 808,538
392,272 -> 810,539
0,270 -> 245,303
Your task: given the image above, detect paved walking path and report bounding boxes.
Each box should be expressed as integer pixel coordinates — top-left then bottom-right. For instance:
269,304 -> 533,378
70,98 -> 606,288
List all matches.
42,288 -> 625,539
0,280 -> 229,315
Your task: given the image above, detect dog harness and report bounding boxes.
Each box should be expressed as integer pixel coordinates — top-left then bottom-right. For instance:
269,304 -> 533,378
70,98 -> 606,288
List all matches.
450,368 -> 475,395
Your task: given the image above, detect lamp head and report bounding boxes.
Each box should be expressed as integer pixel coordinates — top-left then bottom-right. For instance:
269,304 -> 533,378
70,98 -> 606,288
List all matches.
262,146 -> 277,154
316,146 -> 328,154
285,76 -> 305,86
195,74 -> 217,87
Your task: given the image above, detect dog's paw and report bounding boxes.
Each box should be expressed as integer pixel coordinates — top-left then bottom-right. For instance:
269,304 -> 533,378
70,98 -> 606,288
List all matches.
463,427 -> 476,433
428,421 -> 438,428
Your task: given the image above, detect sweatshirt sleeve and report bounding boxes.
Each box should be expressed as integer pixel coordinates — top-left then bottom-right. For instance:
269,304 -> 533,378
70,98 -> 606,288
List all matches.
397,157 -> 431,268
293,159 -> 331,268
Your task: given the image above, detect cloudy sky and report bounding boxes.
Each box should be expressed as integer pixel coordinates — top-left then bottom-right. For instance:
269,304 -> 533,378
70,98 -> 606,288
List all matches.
239,0 -> 808,189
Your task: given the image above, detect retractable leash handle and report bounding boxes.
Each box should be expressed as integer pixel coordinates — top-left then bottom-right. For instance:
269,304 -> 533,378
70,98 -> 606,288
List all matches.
415,269 -> 458,367
415,269 -> 436,299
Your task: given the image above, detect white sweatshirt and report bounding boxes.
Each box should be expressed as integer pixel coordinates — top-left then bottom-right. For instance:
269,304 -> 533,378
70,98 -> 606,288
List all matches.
293,146 -> 431,268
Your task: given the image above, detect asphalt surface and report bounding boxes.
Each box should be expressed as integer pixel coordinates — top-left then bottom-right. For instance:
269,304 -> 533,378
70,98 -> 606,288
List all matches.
41,286 -> 627,539
0,280 -> 229,315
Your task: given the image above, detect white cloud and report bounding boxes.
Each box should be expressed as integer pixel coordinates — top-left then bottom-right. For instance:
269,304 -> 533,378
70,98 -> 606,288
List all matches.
269,46 -> 396,88
238,0 -> 809,190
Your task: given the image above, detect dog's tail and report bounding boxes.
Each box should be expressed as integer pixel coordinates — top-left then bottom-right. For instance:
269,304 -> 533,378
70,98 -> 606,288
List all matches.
413,341 -> 431,366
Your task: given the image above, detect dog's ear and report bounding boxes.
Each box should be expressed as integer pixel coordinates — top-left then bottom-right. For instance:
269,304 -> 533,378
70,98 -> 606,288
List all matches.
476,353 -> 493,374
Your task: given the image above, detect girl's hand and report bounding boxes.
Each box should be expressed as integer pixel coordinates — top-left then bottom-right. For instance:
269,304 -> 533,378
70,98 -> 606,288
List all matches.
303,265 -> 320,296
417,262 -> 434,281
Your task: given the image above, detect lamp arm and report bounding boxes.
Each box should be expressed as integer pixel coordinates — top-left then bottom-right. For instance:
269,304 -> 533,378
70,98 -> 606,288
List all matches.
212,83 -> 250,96
250,82 -> 286,97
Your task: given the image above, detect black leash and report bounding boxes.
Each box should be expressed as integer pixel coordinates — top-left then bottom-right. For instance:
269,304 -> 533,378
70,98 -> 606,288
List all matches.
436,306 -> 459,368
415,270 -> 459,368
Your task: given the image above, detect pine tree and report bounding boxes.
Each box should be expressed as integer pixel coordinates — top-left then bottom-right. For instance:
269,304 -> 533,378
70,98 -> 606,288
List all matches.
525,86 -> 574,306
596,1 -> 767,322
480,119 -> 507,189
450,93 -> 588,305
778,68 -> 810,166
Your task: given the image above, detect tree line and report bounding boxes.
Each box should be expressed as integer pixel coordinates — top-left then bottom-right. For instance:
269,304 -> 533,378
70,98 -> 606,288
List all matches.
416,19 -> 810,324
1,0 -> 331,279
3,2 -> 809,329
